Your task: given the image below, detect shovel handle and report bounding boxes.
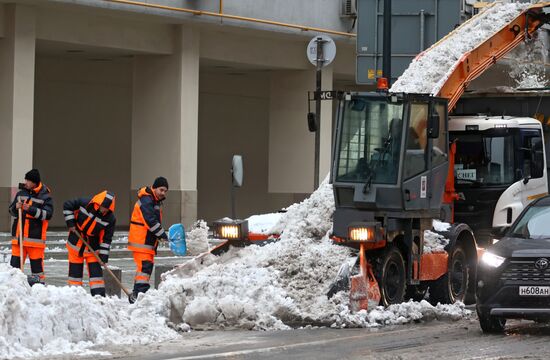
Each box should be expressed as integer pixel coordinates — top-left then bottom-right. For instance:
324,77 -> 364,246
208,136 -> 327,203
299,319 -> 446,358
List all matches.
71,229 -> 132,297
17,207 -> 24,271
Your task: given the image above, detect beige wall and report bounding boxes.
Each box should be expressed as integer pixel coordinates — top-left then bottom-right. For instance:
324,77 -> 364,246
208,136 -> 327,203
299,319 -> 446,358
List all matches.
132,27 -> 200,228
197,70 -> 310,222
34,56 -> 133,228
35,7 -> 174,55
0,4 -> 36,230
268,67 -> 333,194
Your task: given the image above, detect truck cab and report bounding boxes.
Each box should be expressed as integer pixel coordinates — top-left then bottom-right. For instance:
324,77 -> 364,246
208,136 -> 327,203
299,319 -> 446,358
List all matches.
331,92 -> 477,307
449,116 -> 548,245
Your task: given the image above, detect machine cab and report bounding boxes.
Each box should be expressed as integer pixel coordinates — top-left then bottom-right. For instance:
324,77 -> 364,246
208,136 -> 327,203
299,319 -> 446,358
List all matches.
331,92 -> 449,239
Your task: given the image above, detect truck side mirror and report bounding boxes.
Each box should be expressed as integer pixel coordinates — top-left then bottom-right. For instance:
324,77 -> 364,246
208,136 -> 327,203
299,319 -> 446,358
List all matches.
232,155 -> 244,188
427,112 -> 440,138
307,112 -> 317,132
531,138 -> 544,179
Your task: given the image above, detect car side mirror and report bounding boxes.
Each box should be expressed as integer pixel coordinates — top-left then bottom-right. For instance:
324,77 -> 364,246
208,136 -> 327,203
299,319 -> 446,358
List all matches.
427,112 -> 440,138
491,226 -> 510,239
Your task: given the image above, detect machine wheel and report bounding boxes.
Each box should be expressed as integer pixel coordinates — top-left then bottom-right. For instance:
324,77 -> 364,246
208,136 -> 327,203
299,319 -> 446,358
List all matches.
430,243 -> 469,304
405,284 -> 428,302
376,246 -> 406,307
477,308 -> 506,333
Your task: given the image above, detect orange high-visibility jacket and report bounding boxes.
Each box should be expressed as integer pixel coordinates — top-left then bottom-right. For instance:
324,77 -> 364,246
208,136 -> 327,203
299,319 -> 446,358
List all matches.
9,183 -> 53,248
128,187 -> 167,254
63,191 -> 116,258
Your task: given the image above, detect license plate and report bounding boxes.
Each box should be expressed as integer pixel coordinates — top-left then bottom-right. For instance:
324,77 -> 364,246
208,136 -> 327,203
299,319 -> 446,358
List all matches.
519,286 -> 550,296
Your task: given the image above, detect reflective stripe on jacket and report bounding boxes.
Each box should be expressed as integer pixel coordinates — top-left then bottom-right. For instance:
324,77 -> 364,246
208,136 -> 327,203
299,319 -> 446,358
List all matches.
128,187 -> 166,254
9,183 -> 53,248
63,191 -> 116,255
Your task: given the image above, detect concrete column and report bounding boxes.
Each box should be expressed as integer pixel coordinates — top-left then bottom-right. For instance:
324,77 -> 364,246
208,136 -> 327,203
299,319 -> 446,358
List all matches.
0,5 -> 36,231
268,66 -> 333,194
131,26 -> 199,228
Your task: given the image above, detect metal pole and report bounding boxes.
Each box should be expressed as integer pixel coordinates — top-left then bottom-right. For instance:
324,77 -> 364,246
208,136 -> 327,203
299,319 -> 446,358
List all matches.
383,0 -> 392,84
420,9 -> 425,52
231,184 -> 236,219
314,37 -> 324,189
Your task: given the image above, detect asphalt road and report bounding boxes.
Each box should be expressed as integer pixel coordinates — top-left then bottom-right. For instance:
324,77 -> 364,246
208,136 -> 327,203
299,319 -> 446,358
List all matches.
47,316 -> 550,360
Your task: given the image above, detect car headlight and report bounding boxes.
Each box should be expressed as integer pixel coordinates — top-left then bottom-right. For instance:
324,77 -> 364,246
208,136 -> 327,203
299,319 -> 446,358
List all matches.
481,251 -> 506,268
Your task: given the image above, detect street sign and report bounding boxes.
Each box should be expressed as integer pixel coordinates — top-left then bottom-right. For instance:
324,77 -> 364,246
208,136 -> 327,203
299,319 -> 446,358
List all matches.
306,35 -> 336,67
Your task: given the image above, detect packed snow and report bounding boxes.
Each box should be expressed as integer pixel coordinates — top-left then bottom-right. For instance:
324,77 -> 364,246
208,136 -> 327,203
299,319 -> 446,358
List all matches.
424,230 -> 450,253
137,177 -> 469,331
391,2 -> 531,95
0,180 -> 470,358
247,212 -> 283,234
0,264 -> 177,359
185,220 -> 210,255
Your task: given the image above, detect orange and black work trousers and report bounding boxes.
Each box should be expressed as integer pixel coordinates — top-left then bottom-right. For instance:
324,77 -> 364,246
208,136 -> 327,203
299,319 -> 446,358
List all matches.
67,245 -> 105,297
10,243 -> 45,282
132,251 -> 154,295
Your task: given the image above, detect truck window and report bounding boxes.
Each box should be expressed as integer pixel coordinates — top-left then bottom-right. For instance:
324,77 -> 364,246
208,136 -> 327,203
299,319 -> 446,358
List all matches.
404,103 -> 428,179
432,103 -> 447,168
521,130 -> 544,179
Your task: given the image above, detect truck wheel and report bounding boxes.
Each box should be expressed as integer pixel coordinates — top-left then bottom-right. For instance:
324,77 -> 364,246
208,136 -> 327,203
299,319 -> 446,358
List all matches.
429,243 -> 469,304
477,308 -> 506,333
376,246 -> 406,307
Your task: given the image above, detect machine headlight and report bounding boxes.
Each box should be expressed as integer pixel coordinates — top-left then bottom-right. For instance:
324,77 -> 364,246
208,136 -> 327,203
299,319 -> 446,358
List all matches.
481,251 -> 506,268
213,219 -> 249,240
348,222 -> 381,242
349,227 -> 374,241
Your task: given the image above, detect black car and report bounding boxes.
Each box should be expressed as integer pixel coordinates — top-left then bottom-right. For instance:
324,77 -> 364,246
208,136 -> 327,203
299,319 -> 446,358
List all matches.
477,195 -> 550,333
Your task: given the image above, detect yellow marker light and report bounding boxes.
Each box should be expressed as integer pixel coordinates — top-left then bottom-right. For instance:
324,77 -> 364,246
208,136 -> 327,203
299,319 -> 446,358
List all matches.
220,225 -> 240,239
349,227 -> 374,242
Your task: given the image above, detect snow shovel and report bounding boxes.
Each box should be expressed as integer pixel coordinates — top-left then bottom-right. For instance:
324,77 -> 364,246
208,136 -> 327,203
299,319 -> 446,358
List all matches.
168,223 -> 187,256
71,229 -> 132,298
349,243 -> 381,312
17,207 -> 24,272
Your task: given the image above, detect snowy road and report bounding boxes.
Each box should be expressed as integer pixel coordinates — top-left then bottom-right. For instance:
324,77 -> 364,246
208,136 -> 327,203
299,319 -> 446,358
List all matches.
48,316 -> 550,359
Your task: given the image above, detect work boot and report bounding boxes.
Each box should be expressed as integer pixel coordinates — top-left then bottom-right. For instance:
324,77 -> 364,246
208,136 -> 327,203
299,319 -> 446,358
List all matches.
128,292 -> 138,304
27,275 -> 43,287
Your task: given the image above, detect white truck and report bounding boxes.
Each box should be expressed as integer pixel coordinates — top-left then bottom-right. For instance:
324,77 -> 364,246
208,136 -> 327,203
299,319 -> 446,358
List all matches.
449,116 -> 548,245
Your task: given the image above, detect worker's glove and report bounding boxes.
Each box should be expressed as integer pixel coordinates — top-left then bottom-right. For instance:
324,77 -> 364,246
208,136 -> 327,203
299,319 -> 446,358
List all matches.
99,253 -> 109,264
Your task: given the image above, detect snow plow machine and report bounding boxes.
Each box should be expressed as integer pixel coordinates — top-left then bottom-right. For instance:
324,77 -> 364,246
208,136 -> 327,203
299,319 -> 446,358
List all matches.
328,2 -> 550,311
209,2 -> 550,312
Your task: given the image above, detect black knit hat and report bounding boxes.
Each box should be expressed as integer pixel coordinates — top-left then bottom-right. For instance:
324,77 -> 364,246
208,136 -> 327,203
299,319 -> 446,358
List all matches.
25,169 -> 41,185
152,176 -> 169,190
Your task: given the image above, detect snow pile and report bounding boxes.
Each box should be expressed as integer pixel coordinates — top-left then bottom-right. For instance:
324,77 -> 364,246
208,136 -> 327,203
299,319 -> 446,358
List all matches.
139,178 -> 469,330
391,2 -> 530,95
185,220 -> 210,255
433,220 -> 451,232
0,264 -> 177,359
247,213 -> 283,234
424,230 -> 450,253
331,299 -> 471,328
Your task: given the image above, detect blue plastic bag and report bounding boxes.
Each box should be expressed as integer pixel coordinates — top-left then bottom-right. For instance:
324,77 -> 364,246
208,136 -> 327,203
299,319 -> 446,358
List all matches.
168,223 -> 187,256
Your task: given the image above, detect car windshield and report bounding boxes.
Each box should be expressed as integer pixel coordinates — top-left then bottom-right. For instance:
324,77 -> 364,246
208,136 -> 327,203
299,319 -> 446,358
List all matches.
335,97 -> 404,184
510,206 -> 550,239
451,130 -> 515,187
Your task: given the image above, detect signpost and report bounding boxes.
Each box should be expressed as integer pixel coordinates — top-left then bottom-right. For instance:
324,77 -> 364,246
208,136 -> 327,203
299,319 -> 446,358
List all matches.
306,35 -> 336,189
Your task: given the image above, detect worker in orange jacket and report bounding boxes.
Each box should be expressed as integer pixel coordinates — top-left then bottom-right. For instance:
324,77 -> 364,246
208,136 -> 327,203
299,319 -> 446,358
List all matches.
9,169 -> 53,283
63,191 -> 116,297
128,177 -> 169,303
